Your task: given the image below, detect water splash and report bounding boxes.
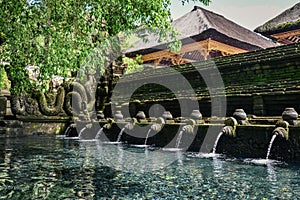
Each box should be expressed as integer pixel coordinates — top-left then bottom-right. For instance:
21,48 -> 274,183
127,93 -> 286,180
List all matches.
78,127 -> 87,139
144,129 -> 152,145
95,127 -> 104,139
116,128 -> 125,143
212,132 -> 224,154
266,134 -> 277,160
175,131 -> 183,148
176,150 -> 183,165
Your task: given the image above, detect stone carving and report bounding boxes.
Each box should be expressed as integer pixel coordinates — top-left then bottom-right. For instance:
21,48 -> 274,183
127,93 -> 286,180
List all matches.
11,88 -> 65,117
37,87 -> 65,116
11,94 -> 26,115
273,120 -> 289,140
162,111 -> 173,120
114,110 -> 124,121
190,110 -> 202,120
10,76 -> 98,118
63,76 -> 97,120
233,109 -> 247,121
25,95 -> 40,116
64,81 -> 88,116
64,91 -> 81,116
282,107 -> 298,125
223,117 -> 238,137
151,117 -> 165,132
84,75 -> 97,111
97,77 -> 109,111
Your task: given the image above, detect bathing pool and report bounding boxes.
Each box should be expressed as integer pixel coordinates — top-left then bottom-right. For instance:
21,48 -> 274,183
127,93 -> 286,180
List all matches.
0,135 -> 300,199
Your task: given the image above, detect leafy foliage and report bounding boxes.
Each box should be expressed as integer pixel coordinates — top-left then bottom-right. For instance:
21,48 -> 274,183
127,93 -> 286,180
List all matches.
0,0 -> 210,94
123,55 -> 144,74
0,67 -> 9,90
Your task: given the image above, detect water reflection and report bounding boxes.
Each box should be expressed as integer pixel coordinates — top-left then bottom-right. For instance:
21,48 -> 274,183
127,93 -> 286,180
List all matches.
176,151 -> 183,165
267,164 -> 278,194
93,140 -> 184,173
0,148 -> 13,199
267,164 -> 277,182
212,157 -> 224,175
1,136 -> 300,199
32,180 -> 54,199
79,141 -> 96,199
117,144 -> 124,170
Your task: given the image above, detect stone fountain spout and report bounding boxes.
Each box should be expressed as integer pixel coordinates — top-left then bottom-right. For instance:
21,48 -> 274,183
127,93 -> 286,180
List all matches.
182,125 -> 194,134
151,117 -> 165,132
114,118 -> 137,143
175,119 -> 196,149
273,120 -> 289,140
101,118 -> 114,130
86,123 -> 93,129
182,119 -> 196,134
124,118 -> 137,130
210,117 -> 237,154
222,117 -> 238,137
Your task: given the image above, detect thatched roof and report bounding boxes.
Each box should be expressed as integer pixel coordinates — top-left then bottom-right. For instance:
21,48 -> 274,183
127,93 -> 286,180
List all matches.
255,3 -> 300,35
126,6 -> 276,56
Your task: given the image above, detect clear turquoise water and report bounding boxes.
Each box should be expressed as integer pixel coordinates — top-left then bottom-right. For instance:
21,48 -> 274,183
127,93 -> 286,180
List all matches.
1,135 -> 300,199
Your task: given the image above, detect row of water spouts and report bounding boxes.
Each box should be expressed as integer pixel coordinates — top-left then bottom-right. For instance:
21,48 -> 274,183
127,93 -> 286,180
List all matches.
66,107 -> 297,159
66,109 -> 202,148
212,108 -> 296,160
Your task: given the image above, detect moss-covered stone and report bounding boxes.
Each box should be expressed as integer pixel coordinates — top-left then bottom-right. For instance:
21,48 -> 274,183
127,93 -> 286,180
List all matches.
114,43 -> 300,117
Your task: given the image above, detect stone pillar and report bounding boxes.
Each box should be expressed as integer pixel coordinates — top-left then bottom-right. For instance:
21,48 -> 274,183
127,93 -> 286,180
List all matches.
253,95 -> 265,116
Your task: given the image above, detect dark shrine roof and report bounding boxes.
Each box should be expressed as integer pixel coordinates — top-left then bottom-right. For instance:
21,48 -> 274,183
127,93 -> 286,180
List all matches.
255,3 -> 300,36
126,6 -> 276,56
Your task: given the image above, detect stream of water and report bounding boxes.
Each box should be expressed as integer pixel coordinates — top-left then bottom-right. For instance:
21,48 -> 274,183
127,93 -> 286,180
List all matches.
266,134 -> 278,160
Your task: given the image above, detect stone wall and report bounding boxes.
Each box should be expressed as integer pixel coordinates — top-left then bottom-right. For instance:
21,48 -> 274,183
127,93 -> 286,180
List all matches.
112,43 -> 300,118
99,122 -> 300,162
0,117 -> 70,137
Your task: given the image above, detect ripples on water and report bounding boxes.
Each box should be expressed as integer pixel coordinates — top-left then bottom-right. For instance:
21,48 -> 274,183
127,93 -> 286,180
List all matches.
0,135 -> 300,199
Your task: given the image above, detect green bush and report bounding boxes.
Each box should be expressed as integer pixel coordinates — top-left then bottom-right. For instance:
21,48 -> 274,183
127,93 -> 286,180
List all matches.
0,68 -> 10,90
123,55 -> 144,74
